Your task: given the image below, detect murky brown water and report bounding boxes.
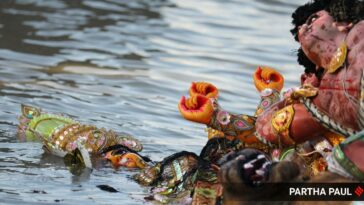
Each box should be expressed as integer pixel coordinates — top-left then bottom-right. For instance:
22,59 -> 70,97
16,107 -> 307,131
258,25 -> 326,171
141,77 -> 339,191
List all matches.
0,0 -> 307,204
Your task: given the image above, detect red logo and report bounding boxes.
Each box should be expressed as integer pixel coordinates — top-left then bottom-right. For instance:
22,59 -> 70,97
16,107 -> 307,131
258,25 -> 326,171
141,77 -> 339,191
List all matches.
354,186 -> 363,197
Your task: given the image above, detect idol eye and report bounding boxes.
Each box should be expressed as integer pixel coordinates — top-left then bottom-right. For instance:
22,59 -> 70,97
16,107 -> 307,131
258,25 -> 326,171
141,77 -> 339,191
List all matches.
306,14 -> 319,25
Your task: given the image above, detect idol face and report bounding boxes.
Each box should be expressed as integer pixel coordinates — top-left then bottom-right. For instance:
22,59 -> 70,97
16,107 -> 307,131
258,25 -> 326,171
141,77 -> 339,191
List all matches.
298,10 -> 350,70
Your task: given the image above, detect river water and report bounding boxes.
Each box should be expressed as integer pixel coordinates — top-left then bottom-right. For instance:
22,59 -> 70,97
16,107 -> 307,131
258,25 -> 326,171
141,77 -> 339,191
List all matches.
0,0 -> 307,204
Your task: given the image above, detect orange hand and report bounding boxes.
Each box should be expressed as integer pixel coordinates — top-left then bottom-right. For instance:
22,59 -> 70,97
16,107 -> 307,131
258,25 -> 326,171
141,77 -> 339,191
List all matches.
253,66 -> 284,92
104,151 -> 120,166
104,151 -> 146,169
178,95 -> 214,125
119,153 -> 146,169
189,82 -> 218,98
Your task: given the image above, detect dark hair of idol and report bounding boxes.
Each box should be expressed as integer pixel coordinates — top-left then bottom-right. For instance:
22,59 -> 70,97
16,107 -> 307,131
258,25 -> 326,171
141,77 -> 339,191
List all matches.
291,0 -> 364,77
100,144 -> 152,162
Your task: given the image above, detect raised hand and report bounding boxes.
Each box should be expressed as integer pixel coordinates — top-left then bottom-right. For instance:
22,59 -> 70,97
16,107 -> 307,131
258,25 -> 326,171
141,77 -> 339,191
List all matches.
178,94 -> 214,124
253,66 -> 284,116
253,66 -> 284,93
189,82 -> 218,98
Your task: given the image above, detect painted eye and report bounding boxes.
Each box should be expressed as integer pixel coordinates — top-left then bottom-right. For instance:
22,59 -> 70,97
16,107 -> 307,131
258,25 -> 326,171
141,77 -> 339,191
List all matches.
306,14 -> 319,25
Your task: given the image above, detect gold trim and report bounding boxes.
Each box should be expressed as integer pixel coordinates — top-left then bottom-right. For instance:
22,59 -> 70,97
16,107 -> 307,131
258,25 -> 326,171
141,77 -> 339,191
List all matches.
327,41 -> 347,74
271,105 -> 295,145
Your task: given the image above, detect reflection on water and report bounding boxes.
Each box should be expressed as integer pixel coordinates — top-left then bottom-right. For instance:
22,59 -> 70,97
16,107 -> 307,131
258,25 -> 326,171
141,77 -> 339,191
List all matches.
0,0 -> 307,204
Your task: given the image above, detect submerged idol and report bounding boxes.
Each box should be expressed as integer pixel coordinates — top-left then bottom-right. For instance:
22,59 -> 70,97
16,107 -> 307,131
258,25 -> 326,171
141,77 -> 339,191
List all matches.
17,104 -> 146,168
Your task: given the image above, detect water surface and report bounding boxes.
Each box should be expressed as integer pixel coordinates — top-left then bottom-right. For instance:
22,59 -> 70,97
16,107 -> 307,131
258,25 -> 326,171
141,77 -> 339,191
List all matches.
0,0 -> 307,204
